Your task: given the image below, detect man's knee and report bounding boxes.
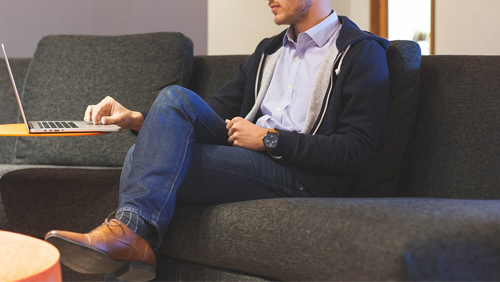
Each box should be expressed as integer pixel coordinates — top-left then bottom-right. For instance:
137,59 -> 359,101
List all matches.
154,85 -> 206,115
156,85 -> 197,105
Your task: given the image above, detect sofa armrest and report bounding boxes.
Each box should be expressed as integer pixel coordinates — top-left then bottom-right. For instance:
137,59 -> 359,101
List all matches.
0,166 -> 121,235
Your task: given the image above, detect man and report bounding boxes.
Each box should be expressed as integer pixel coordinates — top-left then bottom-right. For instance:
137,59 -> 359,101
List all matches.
45,0 -> 390,281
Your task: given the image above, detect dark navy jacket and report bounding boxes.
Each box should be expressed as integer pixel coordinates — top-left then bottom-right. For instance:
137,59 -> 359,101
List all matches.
208,16 -> 390,197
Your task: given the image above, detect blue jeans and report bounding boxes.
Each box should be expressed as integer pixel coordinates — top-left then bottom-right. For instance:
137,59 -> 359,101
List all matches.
117,86 -> 310,245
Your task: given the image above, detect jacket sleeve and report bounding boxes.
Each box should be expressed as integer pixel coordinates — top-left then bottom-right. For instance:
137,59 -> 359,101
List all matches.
273,40 -> 390,176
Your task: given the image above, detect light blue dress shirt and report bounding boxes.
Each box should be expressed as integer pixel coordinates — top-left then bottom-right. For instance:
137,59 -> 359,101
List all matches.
256,11 -> 342,132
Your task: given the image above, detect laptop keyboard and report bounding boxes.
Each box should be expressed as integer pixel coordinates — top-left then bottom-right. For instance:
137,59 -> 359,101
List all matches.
38,121 -> 79,129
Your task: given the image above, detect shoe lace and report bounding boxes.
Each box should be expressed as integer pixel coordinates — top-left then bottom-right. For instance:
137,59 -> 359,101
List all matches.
89,211 -> 121,232
104,211 -> 121,226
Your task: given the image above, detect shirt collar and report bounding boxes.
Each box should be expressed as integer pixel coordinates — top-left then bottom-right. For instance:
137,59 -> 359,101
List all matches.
283,10 -> 340,48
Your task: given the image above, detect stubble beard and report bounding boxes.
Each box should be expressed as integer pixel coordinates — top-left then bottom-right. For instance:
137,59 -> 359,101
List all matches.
274,0 -> 313,26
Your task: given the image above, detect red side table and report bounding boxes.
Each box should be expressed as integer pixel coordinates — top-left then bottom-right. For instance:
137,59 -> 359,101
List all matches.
0,230 -> 62,282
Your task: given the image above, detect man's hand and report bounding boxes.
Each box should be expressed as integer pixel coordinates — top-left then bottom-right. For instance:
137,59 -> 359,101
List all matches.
226,117 -> 267,151
84,96 -> 144,131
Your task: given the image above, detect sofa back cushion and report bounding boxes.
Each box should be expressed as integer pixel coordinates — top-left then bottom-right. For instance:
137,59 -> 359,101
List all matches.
349,40 -> 421,197
398,56 -> 500,199
13,33 -> 193,167
189,55 -> 249,101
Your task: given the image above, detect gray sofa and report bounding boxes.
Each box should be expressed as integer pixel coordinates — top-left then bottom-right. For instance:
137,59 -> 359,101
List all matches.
1,33 -> 499,281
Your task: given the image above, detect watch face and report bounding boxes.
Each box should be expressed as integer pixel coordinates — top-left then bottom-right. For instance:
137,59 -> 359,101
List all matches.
264,131 -> 279,150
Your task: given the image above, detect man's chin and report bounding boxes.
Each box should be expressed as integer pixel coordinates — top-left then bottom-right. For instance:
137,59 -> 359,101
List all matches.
273,17 -> 289,26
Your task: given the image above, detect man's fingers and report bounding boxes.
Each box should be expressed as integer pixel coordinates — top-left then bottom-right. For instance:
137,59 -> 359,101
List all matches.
101,113 -> 120,125
91,104 -> 103,124
101,116 -> 118,125
91,100 -> 112,124
84,105 -> 95,122
225,119 -> 233,130
84,97 -> 119,124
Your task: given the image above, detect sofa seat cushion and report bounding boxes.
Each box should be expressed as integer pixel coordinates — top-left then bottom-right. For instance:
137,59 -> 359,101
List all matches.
161,198 -> 500,281
155,256 -> 270,281
13,33 -> 193,167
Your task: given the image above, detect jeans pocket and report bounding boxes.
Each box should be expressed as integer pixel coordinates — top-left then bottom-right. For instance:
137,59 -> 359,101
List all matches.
285,180 -> 311,197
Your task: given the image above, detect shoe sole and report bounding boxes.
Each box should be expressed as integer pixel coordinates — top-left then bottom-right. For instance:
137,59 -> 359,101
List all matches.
46,235 -> 155,282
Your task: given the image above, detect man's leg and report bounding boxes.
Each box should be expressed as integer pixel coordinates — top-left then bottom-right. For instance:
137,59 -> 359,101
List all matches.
45,85 -> 230,281
117,86 -> 310,245
45,85 -> 309,281
116,85 -> 230,245
119,142 -> 310,246
178,143 -> 310,206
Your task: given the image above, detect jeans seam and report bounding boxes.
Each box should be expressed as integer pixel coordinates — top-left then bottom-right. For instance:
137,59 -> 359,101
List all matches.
153,126 -> 194,246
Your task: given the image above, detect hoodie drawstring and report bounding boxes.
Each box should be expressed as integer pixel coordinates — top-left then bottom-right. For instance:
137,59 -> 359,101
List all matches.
335,45 -> 352,76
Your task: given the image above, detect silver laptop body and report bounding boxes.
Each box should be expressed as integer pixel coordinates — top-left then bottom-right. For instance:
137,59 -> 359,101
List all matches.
2,44 -> 121,133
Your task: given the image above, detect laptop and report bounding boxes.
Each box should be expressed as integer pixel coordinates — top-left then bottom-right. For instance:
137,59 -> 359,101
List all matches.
2,44 -> 121,133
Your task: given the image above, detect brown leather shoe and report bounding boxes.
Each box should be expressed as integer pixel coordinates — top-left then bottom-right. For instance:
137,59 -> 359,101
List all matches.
45,217 -> 156,282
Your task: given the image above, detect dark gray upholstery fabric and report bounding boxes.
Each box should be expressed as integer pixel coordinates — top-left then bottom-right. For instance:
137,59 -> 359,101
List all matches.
0,58 -> 31,164
404,237 -> 500,281
162,198 -> 500,281
155,256 -> 270,281
189,55 -> 249,101
61,265 -> 104,282
0,193 -> 7,231
0,167 -> 121,238
350,40 -> 421,197
399,56 -> 500,199
13,33 -> 193,167
0,166 -> 117,282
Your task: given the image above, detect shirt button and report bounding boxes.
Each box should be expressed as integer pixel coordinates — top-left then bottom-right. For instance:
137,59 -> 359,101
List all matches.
288,85 -> 292,89
295,56 -> 300,60
261,121 -> 265,126
276,108 -> 281,112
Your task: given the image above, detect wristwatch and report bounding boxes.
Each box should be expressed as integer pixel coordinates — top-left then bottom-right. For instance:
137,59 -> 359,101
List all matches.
262,129 -> 279,152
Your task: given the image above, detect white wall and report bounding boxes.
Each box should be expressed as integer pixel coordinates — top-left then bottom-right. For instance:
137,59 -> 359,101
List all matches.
332,0 -> 370,31
2,0 -> 499,57
207,1 -> 284,56
435,0 -> 500,55
0,0 -> 208,57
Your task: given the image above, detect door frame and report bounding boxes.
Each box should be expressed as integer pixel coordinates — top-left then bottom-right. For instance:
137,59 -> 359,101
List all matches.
370,0 -> 435,54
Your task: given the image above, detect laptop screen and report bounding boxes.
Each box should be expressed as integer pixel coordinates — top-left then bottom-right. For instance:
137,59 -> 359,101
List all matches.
2,44 -> 32,131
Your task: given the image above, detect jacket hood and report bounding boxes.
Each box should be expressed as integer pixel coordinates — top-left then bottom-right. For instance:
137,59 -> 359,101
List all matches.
263,15 -> 390,55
